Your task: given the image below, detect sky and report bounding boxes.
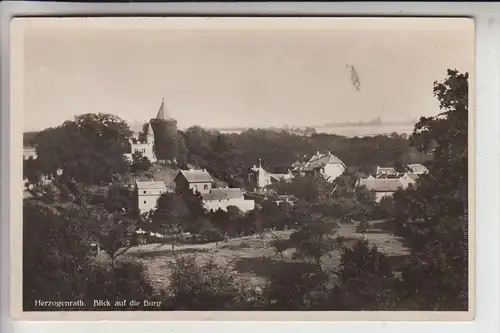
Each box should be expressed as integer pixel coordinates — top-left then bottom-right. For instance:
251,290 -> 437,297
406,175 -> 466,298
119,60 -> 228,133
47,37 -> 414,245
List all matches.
20,17 -> 474,132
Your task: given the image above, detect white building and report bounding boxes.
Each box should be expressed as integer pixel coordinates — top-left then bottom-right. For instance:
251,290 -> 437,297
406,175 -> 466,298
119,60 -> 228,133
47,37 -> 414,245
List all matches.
23,147 -> 37,160
125,122 -> 156,163
301,151 -> 346,182
376,164 -> 428,178
248,161 -> 272,189
174,169 -> 214,194
398,172 -> 418,188
356,178 -> 410,202
136,180 -> 167,214
248,160 -> 294,190
406,164 -> 429,175
375,166 -> 398,178
202,188 -> 255,213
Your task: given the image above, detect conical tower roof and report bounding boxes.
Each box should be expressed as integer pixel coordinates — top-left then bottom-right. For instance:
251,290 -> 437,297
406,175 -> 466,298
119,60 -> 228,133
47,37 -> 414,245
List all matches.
156,98 -> 167,120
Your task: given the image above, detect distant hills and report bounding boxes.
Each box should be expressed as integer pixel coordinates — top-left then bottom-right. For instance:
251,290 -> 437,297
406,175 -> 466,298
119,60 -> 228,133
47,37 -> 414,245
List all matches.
24,118 -> 418,146
213,118 -> 418,133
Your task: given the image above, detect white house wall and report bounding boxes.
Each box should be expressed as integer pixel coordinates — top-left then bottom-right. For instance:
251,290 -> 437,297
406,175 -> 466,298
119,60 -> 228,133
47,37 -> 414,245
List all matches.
203,198 -> 255,213
322,164 -> 346,182
189,182 -> 212,194
127,143 -> 156,163
374,191 -> 394,202
137,188 -> 166,214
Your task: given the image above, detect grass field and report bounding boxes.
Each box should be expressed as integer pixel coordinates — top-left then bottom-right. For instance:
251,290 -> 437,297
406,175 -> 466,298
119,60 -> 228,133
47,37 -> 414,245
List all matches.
123,219 -> 410,292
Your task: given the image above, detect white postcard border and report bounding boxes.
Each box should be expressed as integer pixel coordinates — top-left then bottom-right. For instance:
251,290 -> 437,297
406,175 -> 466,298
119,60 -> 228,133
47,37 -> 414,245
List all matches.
1,1 -> 499,332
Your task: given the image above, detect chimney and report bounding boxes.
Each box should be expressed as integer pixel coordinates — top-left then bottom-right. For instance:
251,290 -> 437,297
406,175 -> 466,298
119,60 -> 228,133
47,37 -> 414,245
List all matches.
316,151 -> 320,156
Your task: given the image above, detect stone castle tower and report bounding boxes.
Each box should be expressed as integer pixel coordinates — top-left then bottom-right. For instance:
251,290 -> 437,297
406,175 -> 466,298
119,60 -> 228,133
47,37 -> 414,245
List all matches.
149,98 -> 178,162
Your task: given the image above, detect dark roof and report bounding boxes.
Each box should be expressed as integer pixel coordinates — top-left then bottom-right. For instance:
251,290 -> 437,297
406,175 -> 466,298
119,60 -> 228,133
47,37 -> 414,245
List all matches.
201,188 -> 244,201
177,169 -> 214,183
376,166 -> 397,174
358,178 -> 404,192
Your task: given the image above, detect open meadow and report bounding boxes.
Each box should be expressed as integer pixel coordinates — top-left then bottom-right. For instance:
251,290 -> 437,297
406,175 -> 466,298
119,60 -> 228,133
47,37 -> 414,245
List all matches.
123,220 -> 410,292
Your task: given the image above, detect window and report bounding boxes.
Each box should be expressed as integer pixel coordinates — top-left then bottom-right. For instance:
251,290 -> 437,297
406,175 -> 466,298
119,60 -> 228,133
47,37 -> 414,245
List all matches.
143,191 -> 146,194
144,201 -> 146,204
193,185 -> 198,191
204,184 -> 208,190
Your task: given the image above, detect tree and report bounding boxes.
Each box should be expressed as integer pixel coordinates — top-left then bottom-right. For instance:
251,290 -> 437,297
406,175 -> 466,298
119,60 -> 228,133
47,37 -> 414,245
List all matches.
105,184 -> 135,215
397,216 -> 468,310
393,69 -> 469,310
209,134 -> 241,181
23,199 -> 93,309
183,126 -> 217,167
23,193 -> 154,310
330,239 -> 400,310
151,192 -> 190,234
376,196 -> 395,218
34,113 -> 131,185
96,212 -> 138,261
199,219 -> 224,246
260,199 -> 286,230
130,151 -> 152,174
264,262 -> 329,310
289,217 -> 339,264
405,69 -> 468,222
175,133 -> 189,167
166,255 -> 258,310
208,209 -> 231,233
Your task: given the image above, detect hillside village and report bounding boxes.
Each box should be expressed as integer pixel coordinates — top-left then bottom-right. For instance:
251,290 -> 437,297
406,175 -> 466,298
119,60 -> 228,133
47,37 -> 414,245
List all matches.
22,70 -> 468,312
24,101 -> 429,227
22,100 -> 432,250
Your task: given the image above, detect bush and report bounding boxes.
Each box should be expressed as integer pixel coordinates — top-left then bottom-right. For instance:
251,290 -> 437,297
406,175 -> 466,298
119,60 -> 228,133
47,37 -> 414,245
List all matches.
165,255 -> 261,310
329,239 -> 400,310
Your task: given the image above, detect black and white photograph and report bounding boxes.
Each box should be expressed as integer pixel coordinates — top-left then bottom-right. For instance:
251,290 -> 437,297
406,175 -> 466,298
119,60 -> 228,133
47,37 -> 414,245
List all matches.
13,17 -> 473,318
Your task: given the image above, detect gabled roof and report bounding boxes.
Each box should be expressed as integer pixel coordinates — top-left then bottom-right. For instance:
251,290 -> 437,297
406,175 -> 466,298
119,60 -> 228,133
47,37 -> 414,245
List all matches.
177,169 -> 214,183
303,152 -> 345,171
201,188 -> 244,201
358,178 -> 404,192
136,180 -> 167,190
407,164 -> 428,174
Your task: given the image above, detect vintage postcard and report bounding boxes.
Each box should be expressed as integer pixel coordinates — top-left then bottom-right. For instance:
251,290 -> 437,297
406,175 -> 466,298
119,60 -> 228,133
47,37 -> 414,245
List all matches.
10,17 -> 474,321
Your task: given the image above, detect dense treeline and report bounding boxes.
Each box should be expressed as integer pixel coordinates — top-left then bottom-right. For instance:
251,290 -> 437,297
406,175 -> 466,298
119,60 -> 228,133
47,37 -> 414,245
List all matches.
24,116 -> 429,188
23,69 -> 468,311
176,127 -> 429,186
